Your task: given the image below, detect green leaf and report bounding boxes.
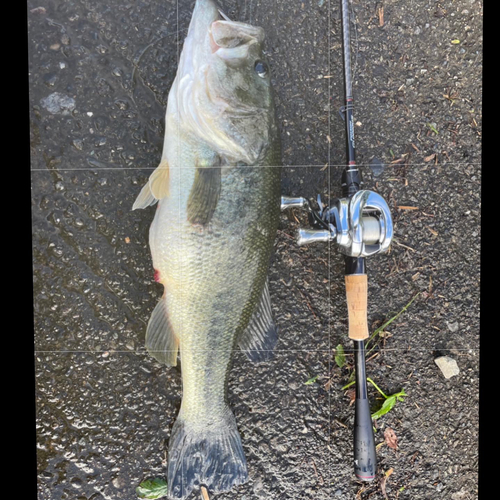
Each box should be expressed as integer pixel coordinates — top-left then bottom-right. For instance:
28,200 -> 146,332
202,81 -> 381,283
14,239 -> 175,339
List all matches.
427,123 -> 439,135
335,344 -> 346,368
371,389 -> 407,420
305,375 -> 319,385
136,479 -> 169,499
371,396 -> 397,420
451,39 -> 460,44
396,389 -> 407,401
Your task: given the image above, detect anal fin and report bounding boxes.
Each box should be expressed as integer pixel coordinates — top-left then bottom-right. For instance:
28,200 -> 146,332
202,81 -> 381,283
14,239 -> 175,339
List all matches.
145,295 -> 179,366
238,279 -> 278,363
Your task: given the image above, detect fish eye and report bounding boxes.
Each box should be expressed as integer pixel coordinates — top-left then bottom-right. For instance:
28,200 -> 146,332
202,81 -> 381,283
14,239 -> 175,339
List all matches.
254,60 -> 269,78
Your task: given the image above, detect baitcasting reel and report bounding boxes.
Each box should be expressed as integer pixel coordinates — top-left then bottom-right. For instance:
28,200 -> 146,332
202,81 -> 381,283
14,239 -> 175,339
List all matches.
281,190 -> 393,258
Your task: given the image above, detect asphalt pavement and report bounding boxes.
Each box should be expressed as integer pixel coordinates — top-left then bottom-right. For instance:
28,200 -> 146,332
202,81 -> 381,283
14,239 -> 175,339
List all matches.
31,1 -> 482,499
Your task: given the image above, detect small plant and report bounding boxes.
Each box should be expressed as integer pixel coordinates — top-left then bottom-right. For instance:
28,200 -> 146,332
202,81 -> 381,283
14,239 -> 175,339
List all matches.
368,379 -> 407,420
342,378 -> 407,420
304,375 -> 319,385
427,123 -> 439,134
136,478 -> 169,499
335,344 -> 346,368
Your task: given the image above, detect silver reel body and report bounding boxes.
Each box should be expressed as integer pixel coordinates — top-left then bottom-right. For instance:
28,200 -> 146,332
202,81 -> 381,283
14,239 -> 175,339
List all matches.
281,190 -> 393,258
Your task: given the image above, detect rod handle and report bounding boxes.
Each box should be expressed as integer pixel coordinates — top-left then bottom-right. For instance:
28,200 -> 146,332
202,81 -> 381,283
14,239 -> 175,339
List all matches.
345,274 -> 369,340
354,395 -> 377,481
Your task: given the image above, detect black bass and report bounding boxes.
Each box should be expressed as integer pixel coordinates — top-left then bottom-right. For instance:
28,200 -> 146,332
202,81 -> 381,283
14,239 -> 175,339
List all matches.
132,0 -> 281,497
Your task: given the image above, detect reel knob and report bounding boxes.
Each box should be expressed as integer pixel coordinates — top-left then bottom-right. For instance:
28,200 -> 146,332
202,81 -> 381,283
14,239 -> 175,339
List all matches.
280,196 -> 309,211
297,226 -> 337,246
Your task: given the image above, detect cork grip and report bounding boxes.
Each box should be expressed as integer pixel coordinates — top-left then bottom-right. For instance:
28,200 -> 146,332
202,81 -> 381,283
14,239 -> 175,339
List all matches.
345,274 -> 369,340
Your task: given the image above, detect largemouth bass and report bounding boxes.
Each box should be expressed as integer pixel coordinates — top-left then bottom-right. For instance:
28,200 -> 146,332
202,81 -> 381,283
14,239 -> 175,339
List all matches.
132,0 -> 281,497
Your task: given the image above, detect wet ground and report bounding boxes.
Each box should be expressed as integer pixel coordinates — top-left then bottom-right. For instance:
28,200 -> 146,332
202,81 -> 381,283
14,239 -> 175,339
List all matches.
31,0 -> 482,499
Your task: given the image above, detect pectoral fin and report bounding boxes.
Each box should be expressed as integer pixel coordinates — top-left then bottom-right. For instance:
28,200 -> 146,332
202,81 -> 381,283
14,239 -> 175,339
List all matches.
145,295 -> 179,366
239,280 -> 278,362
132,159 -> 170,210
187,164 -> 221,226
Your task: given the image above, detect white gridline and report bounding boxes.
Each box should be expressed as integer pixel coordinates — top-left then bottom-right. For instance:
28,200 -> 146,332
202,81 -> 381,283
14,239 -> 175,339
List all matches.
29,161 -> 482,171
33,0 -> 480,495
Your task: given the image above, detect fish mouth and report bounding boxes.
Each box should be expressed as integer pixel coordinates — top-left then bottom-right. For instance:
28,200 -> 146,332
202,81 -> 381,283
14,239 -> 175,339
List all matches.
188,1 -> 263,58
208,20 -> 264,60
208,26 -> 221,53
187,0 -> 222,43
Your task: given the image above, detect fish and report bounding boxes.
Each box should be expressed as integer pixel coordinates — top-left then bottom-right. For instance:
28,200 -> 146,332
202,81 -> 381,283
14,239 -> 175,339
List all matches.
132,0 -> 281,498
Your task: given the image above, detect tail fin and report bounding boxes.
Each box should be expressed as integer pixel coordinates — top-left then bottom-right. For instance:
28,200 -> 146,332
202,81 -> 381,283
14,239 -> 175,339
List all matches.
167,412 -> 248,499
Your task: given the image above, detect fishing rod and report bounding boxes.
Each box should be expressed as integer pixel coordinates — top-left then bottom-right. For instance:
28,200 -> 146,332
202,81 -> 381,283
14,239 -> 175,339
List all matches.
281,0 -> 393,482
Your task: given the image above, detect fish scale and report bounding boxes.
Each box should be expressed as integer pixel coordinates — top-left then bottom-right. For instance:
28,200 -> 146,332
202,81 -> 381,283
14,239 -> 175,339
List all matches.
155,160 -> 280,415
